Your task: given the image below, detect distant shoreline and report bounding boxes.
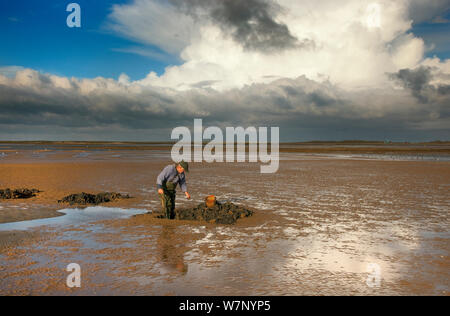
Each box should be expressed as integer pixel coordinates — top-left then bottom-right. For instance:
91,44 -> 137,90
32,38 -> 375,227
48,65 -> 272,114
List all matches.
1,140 -> 450,154
1,140 -> 449,146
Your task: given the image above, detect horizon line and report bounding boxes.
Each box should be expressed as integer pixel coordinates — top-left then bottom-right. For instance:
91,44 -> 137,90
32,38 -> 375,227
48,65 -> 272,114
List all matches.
1,140 -> 449,144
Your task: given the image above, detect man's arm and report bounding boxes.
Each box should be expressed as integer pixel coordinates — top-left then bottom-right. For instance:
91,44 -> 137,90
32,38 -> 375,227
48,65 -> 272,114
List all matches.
180,174 -> 191,199
179,174 -> 187,193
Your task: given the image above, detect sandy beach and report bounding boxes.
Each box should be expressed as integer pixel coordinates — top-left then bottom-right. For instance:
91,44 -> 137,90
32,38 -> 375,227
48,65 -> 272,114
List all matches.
0,142 -> 449,295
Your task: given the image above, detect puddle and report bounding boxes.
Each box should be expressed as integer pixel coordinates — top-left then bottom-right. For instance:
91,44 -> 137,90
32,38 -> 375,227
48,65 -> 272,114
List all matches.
0,207 -> 149,232
73,152 -> 91,158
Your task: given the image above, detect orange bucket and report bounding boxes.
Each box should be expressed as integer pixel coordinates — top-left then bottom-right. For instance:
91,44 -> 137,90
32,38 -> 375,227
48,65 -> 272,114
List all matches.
205,195 -> 217,208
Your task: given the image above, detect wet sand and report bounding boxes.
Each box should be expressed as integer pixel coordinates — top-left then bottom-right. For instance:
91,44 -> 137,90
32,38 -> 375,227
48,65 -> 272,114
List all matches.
0,143 -> 449,295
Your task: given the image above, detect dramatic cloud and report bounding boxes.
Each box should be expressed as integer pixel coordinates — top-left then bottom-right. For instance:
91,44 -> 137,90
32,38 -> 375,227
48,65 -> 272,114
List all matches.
390,66 -> 450,104
1,0 -> 449,140
0,67 -> 449,141
169,0 -> 303,52
390,67 -> 433,102
108,0 -> 429,90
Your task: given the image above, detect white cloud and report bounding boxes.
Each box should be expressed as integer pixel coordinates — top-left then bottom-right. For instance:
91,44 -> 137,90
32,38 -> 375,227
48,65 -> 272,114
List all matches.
107,0 -> 442,91
107,0 -> 197,55
391,33 -> 425,69
421,57 -> 450,86
0,66 -> 448,140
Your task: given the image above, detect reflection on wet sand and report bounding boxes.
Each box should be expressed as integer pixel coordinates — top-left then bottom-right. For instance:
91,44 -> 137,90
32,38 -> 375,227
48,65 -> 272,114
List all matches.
157,225 -> 188,275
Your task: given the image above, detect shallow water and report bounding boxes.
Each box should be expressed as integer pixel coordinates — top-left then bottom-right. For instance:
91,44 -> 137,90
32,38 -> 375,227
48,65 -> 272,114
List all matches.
0,207 -> 149,232
1,142 -> 450,164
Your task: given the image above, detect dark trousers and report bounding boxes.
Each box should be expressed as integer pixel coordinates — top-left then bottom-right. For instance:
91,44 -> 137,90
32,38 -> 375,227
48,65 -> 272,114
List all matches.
160,189 -> 176,219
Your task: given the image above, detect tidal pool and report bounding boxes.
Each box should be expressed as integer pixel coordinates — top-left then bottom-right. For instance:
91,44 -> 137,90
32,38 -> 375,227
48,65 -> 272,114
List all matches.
0,207 -> 149,231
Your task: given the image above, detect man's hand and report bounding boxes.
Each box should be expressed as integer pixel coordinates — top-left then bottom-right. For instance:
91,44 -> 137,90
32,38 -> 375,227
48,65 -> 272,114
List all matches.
158,188 -> 164,195
185,192 -> 191,199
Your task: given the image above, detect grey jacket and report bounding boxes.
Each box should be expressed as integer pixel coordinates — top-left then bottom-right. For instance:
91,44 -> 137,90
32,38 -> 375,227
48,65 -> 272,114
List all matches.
156,164 -> 187,192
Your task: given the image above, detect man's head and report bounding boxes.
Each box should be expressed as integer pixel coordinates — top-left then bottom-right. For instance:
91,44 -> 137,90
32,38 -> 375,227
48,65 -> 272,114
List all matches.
176,161 -> 189,174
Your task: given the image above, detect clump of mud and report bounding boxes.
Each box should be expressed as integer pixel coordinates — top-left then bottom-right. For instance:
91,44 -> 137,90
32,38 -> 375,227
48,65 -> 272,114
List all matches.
156,201 -> 254,225
58,192 -> 131,205
0,188 -> 40,200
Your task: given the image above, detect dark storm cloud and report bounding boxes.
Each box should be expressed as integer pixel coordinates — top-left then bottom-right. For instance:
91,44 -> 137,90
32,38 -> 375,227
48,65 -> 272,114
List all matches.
390,67 -> 432,102
281,85 -> 342,107
408,0 -> 450,23
390,66 -> 450,103
307,91 -> 340,107
438,85 -> 450,95
169,0 -> 304,52
0,84 -> 188,130
0,70 -> 449,141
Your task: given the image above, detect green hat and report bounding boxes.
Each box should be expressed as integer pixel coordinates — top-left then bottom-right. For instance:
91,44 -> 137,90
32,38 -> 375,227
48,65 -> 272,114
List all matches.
178,161 -> 189,172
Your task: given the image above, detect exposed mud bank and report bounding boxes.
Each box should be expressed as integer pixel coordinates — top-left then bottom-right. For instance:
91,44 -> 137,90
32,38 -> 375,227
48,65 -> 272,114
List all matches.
58,192 -> 131,206
0,188 -> 40,200
155,201 -> 254,225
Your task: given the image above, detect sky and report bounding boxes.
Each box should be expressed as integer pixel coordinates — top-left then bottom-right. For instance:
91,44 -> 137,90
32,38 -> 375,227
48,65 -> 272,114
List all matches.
0,0 -> 449,141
